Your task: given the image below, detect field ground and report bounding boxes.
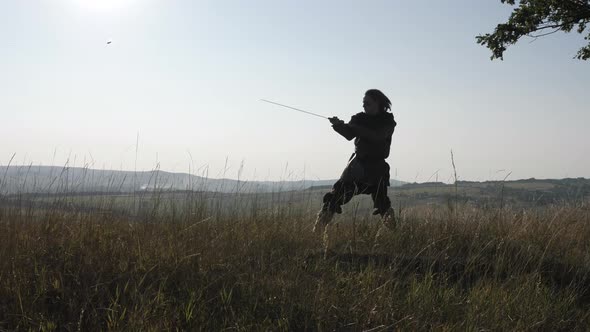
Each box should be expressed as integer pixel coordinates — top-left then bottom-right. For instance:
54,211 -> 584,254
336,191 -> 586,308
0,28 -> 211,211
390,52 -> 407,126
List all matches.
1,180 -> 590,330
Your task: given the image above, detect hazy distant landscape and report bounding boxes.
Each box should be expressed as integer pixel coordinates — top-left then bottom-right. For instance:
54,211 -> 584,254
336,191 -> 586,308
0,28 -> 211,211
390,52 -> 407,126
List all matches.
2,165 -> 588,227
0,165 -> 406,194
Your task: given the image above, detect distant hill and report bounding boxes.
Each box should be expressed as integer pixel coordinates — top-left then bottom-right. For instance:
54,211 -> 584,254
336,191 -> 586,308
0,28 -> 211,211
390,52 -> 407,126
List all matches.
0,165 -> 406,194
4,166 -> 585,199
398,177 -> 590,208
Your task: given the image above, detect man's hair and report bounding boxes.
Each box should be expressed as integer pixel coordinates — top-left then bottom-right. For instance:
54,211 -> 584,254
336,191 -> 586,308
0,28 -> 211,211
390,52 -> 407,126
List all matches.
365,89 -> 391,113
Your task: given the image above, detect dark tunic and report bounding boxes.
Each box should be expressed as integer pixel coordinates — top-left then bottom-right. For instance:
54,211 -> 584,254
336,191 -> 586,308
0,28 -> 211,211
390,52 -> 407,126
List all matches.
349,112 -> 395,160
321,111 -> 396,214
332,111 -> 396,186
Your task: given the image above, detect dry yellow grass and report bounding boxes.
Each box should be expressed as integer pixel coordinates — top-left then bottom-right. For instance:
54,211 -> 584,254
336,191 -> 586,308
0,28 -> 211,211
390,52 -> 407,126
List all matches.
0,193 -> 589,330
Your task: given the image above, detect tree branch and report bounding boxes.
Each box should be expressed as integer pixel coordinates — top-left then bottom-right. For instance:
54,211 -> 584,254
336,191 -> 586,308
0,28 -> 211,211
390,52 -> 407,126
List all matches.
477,0 -> 590,60
527,27 -> 563,38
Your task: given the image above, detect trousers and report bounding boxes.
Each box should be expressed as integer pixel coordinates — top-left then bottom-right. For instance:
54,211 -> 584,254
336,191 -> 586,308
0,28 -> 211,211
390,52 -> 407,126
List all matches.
322,154 -> 391,215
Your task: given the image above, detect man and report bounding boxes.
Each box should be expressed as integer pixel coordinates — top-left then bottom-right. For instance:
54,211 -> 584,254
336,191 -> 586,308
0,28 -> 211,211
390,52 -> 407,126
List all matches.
314,89 -> 396,232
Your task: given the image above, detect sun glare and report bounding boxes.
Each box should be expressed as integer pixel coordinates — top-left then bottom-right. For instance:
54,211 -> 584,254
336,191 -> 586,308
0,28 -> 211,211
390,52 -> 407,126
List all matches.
71,0 -> 138,12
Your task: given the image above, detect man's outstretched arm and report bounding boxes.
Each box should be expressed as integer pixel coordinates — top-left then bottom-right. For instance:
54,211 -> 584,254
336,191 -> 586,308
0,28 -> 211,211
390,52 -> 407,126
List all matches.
329,117 -> 356,141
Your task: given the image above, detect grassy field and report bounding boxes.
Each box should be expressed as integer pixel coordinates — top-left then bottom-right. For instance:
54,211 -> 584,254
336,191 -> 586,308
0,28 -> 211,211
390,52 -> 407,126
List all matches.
1,188 -> 590,330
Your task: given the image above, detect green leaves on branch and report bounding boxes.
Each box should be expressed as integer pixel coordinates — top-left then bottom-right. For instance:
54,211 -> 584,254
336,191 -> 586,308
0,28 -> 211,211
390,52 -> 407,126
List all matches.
477,0 -> 590,60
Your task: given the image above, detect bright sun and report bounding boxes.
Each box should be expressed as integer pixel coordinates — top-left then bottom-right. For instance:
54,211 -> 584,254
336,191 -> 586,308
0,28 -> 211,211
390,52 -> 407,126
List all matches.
71,0 -> 138,12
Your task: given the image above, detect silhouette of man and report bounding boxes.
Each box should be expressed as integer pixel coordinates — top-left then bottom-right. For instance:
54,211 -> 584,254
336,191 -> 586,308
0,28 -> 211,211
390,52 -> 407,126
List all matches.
314,89 -> 396,232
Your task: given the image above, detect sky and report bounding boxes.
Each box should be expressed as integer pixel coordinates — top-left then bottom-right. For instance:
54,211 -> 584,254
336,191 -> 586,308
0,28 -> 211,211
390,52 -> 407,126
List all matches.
1,0 -> 589,183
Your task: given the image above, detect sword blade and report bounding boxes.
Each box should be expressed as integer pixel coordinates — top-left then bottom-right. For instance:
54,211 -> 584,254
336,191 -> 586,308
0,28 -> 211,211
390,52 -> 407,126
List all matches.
260,99 -> 328,119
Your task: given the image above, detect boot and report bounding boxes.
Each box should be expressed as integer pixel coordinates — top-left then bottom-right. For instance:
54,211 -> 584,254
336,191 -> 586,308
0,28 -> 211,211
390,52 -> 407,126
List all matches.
313,209 -> 334,233
382,207 -> 396,229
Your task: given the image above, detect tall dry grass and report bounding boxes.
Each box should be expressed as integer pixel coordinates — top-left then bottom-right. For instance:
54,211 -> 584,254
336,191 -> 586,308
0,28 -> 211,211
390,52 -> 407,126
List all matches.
1,184 -> 590,330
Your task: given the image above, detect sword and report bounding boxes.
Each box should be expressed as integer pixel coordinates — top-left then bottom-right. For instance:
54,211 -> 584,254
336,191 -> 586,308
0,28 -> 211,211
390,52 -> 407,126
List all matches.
260,99 -> 329,120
